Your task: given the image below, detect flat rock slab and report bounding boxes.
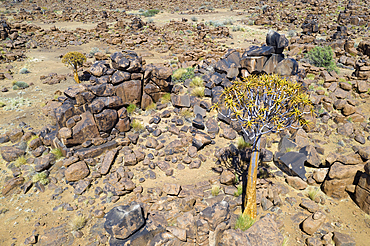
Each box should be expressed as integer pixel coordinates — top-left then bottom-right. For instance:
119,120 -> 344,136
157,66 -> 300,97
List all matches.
275,151 -> 307,181
75,140 -> 118,159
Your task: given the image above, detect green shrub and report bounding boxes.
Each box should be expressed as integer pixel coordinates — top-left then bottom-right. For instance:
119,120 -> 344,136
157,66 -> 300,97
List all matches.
51,148 -> 63,160
172,67 -> 195,83
160,93 -> 171,104
190,76 -> 204,87
191,87 -> 205,97
234,185 -> 243,197
211,185 -> 220,196
12,81 -> 29,90
32,171 -> 49,185
237,137 -> 252,149
142,9 -> 160,17
145,102 -> 156,111
130,119 -> 144,132
308,187 -> 319,201
0,101 -> 5,107
127,104 -> 137,114
305,46 -> 339,73
13,155 -> 27,167
235,214 -> 255,231
70,215 -> 87,231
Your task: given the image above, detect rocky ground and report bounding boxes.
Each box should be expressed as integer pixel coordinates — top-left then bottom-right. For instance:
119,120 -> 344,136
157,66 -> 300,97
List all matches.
1,0 -> 370,246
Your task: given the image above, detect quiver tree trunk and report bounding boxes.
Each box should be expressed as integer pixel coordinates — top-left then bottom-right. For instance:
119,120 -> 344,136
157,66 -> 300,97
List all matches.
243,137 -> 261,219
73,69 -> 80,84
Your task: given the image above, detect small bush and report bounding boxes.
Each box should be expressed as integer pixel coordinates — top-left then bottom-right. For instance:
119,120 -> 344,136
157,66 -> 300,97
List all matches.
51,148 -> 63,160
145,102 -> 156,111
70,215 -> 87,231
19,68 -> 29,74
232,25 -> 245,32
89,47 -> 100,56
234,185 -> 243,197
142,9 -> 160,17
305,73 -> 315,80
222,19 -> 234,25
191,87 -> 205,97
308,187 -> 319,201
235,214 -> 255,231
287,30 -> 296,38
130,119 -> 144,132
0,101 -> 5,107
32,171 -> 49,185
161,93 -> 171,104
179,109 -> 193,120
172,67 -> 195,83
191,16 -> 198,22
237,137 -> 252,149
190,77 -> 204,87
305,46 -> 339,73
14,155 -> 27,167
127,104 -> 137,114
211,185 -> 220,196
12,81 -> 29,90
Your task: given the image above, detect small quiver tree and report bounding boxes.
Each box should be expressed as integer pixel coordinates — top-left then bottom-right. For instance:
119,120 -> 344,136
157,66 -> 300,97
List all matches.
213,74 -> 314,220
61,52 -> 86,84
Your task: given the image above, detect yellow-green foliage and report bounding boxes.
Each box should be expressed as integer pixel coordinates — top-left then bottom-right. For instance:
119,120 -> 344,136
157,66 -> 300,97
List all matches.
130,119 -> 144,132
27,135 -> 39,145
70,215 -> 87,231
13,155 -> 27,167
145,102 -> 156,111
237,137 -> 251,149
211,185 -> 220,196
172,68 -> 187,80
179,109 -> 193,119
305,73 -> 315,80
308,187 -> 319,201
51,148 -> 63,160
190,76 -> 204,87
234,185 -> 243,197
127,104 -> 137,114
191,87 -> 205,97
161,93 -> 171,104
61,51 -> 86,70
213,74 -> 314,135
235,214 -> 255,231
32,172 -> 49,185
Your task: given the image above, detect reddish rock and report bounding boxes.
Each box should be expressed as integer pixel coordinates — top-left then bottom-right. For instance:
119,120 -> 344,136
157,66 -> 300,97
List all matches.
64,161 -> 90,182
2,177 -> 24,195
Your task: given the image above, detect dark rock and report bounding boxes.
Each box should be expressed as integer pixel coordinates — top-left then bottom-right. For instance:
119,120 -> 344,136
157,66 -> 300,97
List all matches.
104,203 -> 145,240
192,114 -> 205,130
94,109 -> 118,132
115,80 -> 142,105
299,145 -> 321,167
276,151 -> 307,181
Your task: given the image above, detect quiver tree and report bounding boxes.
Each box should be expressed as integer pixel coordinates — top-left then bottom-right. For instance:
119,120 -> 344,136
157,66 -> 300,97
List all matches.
61,51 -> 86,84
213,74 -> 314,219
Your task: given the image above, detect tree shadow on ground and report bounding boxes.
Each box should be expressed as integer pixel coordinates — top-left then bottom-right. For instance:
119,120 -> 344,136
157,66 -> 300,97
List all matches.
214,144 -> 273,212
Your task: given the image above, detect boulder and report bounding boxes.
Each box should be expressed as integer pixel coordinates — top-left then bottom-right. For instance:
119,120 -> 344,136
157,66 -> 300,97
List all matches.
0,146 -> 25,162
104,203 -> 145,240
64,161 -> 90,182
94,109 -> 118,132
